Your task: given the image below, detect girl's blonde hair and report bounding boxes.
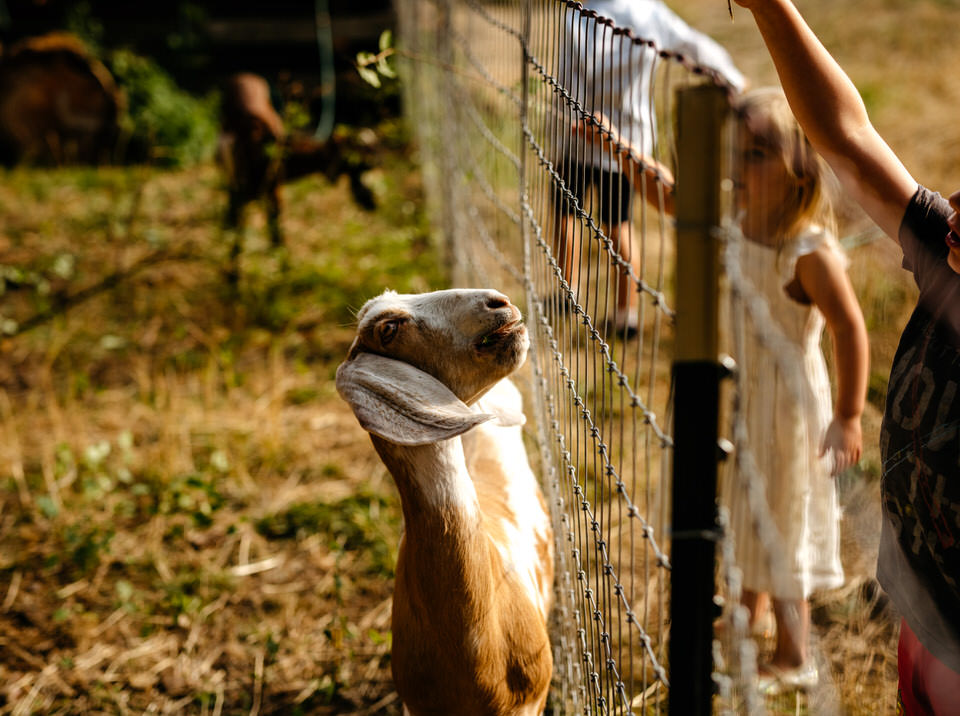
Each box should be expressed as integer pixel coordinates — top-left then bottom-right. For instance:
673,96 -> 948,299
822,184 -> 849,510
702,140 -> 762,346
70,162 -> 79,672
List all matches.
735,87 -> 837,241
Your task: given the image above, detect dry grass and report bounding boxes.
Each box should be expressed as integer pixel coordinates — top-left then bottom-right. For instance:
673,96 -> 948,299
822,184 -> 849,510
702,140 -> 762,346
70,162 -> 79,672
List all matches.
0,126 -> 437,714
2,1 -> 959,713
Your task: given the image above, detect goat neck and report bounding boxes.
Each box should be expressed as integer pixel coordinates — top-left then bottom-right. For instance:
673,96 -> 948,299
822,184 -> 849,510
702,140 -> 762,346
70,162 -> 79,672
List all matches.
371,434 -> 550,716
370,433 -> 490,610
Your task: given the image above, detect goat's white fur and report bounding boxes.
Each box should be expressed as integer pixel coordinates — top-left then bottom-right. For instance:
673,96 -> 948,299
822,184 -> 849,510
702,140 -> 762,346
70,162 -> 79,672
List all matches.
467,379 -> 553,619
337,289 -> 554,716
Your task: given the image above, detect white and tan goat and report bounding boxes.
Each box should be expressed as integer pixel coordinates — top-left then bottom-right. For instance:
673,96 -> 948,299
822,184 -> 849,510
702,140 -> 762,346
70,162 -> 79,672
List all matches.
336,289 -> 554,716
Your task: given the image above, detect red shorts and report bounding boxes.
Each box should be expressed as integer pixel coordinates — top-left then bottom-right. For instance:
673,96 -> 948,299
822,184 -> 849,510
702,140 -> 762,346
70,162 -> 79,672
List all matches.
897,618 -> 960,716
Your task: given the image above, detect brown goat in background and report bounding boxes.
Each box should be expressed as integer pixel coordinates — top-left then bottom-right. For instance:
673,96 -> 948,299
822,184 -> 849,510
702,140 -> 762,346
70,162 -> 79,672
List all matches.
0,32 -> 123,166
218,73 -> 377,273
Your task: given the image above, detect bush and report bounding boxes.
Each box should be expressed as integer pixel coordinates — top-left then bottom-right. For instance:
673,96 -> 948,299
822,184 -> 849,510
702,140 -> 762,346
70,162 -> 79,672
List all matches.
109,48 -> 219,168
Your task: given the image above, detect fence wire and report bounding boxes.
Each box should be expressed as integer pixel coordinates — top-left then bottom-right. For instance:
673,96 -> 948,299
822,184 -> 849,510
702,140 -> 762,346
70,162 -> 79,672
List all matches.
394,1 -> 847,713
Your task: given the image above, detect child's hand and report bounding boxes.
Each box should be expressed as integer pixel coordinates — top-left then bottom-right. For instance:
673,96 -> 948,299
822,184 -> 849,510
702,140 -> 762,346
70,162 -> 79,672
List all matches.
572,112 -> 618,147
572,114 -> 676,190
820,415 -> 862,475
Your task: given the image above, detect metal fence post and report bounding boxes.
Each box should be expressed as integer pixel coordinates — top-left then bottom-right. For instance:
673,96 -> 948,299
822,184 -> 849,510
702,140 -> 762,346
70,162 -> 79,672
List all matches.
436,0 -> 457,280
669,83 -> 730,716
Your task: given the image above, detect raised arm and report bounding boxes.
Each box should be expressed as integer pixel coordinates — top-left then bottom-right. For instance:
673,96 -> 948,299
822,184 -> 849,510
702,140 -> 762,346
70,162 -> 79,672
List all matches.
735,0 -> 917,242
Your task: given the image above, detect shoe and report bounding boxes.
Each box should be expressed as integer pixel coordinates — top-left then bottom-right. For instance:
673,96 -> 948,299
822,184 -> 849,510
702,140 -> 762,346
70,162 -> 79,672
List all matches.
756,661 -> 818,696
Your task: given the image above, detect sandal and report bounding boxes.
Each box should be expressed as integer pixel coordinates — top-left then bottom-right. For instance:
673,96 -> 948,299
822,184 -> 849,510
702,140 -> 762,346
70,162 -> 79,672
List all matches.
757,661 -> 818,696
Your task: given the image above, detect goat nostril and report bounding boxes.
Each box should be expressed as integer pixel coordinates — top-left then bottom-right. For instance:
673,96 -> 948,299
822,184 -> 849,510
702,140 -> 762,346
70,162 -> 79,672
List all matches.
485,295 -> 509,309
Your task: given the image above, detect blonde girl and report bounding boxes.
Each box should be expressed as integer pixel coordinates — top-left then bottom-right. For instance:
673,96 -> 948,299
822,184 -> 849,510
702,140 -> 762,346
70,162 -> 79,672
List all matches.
581,87 -> 870,691
729,87 -> 868,692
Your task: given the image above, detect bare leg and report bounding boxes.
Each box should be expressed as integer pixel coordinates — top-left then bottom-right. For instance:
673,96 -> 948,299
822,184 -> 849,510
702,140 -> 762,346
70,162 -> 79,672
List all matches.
556,213 -> 581,300
770,598 -> 809,668
266,186 -> 283,248
741,590 -> 770,627
608,220 -> 640,329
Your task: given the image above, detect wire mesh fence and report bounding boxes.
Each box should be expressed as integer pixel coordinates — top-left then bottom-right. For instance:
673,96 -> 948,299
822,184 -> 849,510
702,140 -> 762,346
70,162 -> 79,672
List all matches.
393,1 -> 876,713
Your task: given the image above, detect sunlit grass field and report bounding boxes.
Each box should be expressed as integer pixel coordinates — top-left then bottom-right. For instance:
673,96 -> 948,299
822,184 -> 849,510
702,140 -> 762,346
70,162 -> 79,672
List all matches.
0,124 -> 441,713
2,1 -> 960,713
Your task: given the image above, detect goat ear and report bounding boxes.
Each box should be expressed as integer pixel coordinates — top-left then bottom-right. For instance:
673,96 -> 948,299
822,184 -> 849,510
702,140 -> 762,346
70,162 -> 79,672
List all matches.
336,352 -> 493,445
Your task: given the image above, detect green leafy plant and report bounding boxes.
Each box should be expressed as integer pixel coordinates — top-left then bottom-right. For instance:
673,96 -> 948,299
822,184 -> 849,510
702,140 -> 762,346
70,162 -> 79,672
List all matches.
108,49 -> 218,167
355,30 -> 397,88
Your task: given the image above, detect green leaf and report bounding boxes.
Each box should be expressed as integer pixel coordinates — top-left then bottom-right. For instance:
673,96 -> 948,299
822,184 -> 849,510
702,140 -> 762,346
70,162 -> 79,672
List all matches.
355,51 -> 376,68
377,57 -> 397,79
379,29 -> 393,52
116,579 -> 134,602
357,66 -> 382,88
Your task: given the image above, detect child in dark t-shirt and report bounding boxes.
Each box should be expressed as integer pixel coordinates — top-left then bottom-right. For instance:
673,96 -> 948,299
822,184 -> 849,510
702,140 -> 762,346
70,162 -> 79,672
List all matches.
734,0 -> 960,710
879,187 -> 960,675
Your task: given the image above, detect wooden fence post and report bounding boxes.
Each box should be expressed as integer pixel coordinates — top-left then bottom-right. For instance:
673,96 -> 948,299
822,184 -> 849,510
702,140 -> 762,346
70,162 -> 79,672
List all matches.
669,82 -> 731,716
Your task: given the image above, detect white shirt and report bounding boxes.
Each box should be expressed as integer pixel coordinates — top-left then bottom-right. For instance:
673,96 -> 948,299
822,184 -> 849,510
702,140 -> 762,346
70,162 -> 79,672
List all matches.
558,0 -> 745,167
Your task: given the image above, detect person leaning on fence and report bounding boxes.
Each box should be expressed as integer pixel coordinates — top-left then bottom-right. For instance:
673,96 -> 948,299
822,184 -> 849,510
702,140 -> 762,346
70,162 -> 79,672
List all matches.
554,0 -> 745,335
733,1 -> 960,713
581,85 -> 871,695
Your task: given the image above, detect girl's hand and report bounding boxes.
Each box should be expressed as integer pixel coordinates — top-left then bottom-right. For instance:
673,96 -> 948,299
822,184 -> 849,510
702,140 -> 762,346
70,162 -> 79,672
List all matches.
820,415 -> 862,476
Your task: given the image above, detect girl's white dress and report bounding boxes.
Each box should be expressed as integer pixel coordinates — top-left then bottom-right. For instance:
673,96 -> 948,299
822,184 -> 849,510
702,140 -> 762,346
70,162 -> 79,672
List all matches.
726,227 -> 845,600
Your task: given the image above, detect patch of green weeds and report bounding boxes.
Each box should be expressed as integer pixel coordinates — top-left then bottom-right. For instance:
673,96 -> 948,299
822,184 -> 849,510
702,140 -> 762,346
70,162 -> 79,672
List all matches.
108,49 -> 219,167
153,473 -> 227,527
867,371 -> 889,411
285,386 -> 319,405
320,463 -> 343,479
160,566 -> 235,621
288,671 -> 352,712
42,521 -> 115,579
256,493 -> 397,575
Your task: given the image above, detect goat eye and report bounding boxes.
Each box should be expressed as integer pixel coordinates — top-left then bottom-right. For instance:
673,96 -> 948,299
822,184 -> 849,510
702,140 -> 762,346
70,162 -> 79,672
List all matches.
378,318 -> 404,345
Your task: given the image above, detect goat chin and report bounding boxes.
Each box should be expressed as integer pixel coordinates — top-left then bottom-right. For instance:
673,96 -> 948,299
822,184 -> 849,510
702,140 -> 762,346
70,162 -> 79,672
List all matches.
337,289 -> 554,716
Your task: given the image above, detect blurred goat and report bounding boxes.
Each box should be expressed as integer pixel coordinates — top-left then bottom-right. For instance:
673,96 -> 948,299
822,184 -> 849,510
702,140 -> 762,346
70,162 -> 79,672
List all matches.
0,33 -> 123,166
217,72 -> 377,257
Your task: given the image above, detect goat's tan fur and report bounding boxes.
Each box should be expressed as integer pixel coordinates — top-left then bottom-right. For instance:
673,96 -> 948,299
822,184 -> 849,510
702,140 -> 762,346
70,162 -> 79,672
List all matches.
337,289 -> 554,715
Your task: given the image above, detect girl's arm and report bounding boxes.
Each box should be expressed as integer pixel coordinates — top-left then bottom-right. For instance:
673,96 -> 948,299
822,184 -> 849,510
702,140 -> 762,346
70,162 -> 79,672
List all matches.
734,0 -> 917,243
794,245 -> 869,474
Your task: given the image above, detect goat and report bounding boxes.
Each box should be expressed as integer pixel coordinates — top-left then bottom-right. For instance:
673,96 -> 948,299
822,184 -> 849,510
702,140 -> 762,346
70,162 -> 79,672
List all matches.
336,289 -> 554,716
217,72 -> 377,256
0,32 -> 123,166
